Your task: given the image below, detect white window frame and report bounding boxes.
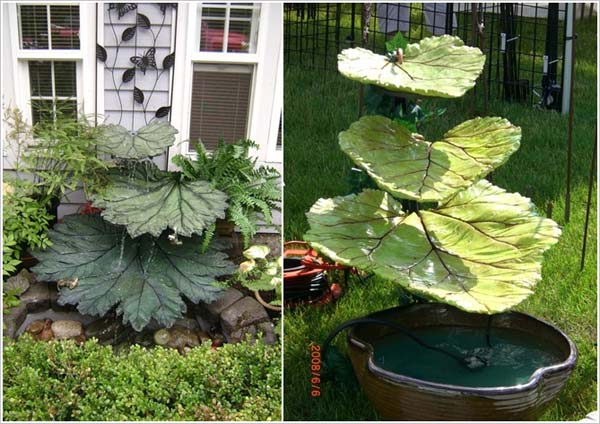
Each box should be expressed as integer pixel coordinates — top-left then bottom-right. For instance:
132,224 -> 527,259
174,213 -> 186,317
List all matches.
169,2 -> 282,169
7,2 -> 96,126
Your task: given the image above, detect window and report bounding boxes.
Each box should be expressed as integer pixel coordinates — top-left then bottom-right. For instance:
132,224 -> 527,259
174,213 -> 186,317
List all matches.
19,4 -> 80,50
199,3 -> 260,53
16,4 -> 80,124
170,3 -> 281,166
189,64 -> 252,150
184,3 -> 262,153
29,61 -> 77,123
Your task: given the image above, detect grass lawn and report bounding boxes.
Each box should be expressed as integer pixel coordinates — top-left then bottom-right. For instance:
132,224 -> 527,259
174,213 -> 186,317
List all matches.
283,15 -> 597,422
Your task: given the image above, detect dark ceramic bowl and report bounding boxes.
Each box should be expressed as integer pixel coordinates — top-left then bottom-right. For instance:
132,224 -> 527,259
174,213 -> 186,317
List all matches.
347,303 -> 577,421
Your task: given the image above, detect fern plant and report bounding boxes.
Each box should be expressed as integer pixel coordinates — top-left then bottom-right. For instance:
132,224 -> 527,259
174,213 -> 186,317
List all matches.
173,139 -> 281,247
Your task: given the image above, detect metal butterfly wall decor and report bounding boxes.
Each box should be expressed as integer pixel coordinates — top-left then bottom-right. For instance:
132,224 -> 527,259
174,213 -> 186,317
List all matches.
108,3 -> 138,19
130,48 -> 157,74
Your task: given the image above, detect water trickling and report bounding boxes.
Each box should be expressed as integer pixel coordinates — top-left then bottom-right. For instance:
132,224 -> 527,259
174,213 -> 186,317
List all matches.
116,228 -> 127,272
372,326 -> 564,387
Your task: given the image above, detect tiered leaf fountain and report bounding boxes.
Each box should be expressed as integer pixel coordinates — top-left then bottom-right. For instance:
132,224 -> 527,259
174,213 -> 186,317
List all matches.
305,35 -> 576,421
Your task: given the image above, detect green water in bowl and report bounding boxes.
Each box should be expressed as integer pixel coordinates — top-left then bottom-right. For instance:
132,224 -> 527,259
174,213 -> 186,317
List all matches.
372,326 -> 564,387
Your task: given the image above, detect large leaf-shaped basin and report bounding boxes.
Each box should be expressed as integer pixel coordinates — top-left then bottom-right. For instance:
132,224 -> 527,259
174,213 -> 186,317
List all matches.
338,35 -> 485,98
96,121 -> 178,159
305,181 -> 560,314
32,214 -> 235,331
92,162 -> 227,238
339,115 -> 521,202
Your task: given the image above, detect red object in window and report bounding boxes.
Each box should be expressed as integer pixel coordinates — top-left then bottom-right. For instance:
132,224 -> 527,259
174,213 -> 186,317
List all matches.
51,24 -> 79,38
200,22 -> 249,52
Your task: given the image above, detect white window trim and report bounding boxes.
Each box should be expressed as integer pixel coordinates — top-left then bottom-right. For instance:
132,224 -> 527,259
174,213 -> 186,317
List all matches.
168,2 -> 282,169
7,2 -> 96,126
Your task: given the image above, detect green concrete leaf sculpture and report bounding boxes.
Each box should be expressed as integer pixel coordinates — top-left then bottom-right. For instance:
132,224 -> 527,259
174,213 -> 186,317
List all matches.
339,115 -> 521,202
96,121 -> 178,159
305,181 -> 560,313
338,35 -> 485,98
92,162 -> 228,238
32,214 -> 236,331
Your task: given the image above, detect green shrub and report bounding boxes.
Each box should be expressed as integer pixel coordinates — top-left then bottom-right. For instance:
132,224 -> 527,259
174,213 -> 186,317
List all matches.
3,336 -> 281,421
2,186 -> 54,276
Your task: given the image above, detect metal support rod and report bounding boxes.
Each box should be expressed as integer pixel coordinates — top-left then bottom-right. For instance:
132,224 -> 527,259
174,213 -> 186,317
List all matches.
580,128 -> 597,270
470,3 -> 478,117
565,5 -> 576,222
358,3 -> 371,118
477,5 -> 488,115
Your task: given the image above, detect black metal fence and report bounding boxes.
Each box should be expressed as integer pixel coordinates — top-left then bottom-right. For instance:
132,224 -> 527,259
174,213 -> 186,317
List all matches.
284,3 -> 595,110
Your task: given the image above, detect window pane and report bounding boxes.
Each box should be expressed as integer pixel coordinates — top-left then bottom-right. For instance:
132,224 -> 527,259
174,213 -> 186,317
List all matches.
202,6 -> 226,18
198,3 -> 260,53
55,100 -> 78,119
200,19 -> 226,52
54,62 -> 77,97
29,61 -> 52,97
20,5 -> 49,49
189,65 -> 252,151
228,19 -> 252,53
31,99 -> 54,125
50,5 -> 80,49
19,5 -> 79,50
230,7 -> 253,19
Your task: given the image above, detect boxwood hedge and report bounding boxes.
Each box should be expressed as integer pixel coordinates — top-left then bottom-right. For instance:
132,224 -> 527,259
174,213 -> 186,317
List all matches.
3,336 -> 281,421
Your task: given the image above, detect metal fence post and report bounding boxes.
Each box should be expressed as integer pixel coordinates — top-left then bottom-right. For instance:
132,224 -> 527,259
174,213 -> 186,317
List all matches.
564,3 -> 576,222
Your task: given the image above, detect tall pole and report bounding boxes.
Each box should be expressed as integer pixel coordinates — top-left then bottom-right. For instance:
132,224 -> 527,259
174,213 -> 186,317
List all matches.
580,128 -> 597,270
469,4 -> 478,117
358,3 -> 371,118
564,5 -> 576,222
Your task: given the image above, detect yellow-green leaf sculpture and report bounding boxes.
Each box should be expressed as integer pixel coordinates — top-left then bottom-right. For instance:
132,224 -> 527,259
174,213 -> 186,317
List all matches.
338,35 -> 485,98
306,34 -> 561,313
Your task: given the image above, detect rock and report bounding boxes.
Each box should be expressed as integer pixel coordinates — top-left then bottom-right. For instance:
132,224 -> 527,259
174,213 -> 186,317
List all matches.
20,282 -> 50,312
154,329 -> 170,345
48,282 -> 74,312
133,330 -> 155,348
198,288 -> 244,325
3,304 -> 27,338
220,296 -> 270,334
195,314 -> 213,333
256,321 -> 278,345
72,334 -> 87,344
173,317 -> 199,330
37,319 -> 54,342
5,269 -> 33,295
26,320 -> 45,335
197,329 -> 212,343
224,321 -> 277,345
51,320 -> 83,340
168,327 -> 200,351
85,317 -> 124,342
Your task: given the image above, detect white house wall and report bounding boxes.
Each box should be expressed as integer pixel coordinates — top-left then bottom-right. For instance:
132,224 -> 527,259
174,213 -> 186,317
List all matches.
2,2 -> 282,231
101,3 -> 174,171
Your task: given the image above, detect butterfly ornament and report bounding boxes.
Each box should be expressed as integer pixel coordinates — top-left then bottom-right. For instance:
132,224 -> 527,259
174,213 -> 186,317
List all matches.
130,48 -> 157,74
